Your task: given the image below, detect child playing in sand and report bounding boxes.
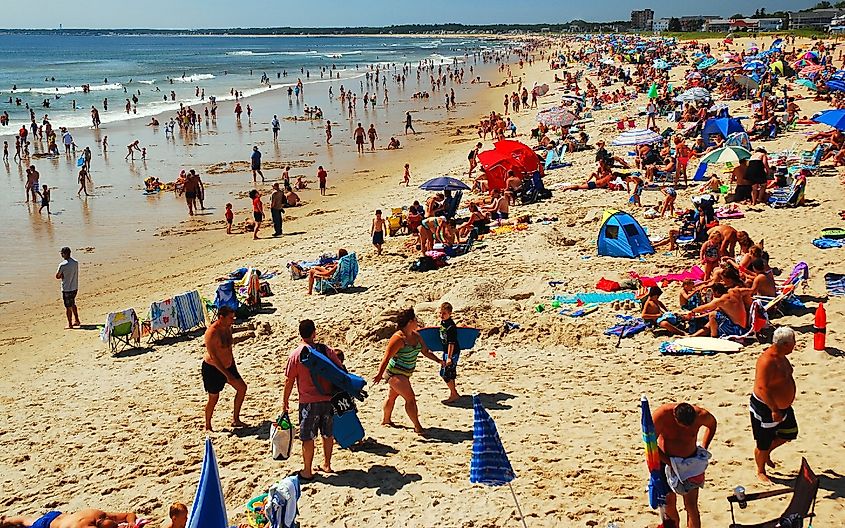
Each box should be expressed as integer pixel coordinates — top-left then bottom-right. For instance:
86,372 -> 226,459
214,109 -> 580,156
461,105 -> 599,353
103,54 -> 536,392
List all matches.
371,209 -> 387,255
439,302 -> 462,404
225,203 -> 234,234
162,502 -> 187,528
141,147 -> 147,161
660,187 -> 676,217
626,174 -> 643,207
39,184 -> 50,214
641,286 -> 686,336
401,163 -> 411,186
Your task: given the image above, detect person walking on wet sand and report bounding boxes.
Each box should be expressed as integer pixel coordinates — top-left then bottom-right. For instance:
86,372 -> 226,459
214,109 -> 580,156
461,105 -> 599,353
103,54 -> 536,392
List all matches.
183,171 -> 201,216
249,188 -> 263,239
653,401 -> 717,528
405,111 -> 416,134
39,184 -> 50,214
55,246 -> 80,329
283,319 -> 344,480
251,146 -> 265,183
271,114 -> 280,141
368,123 -> 378,151
750,326 -> 799,483
202,306 -> 247,431
325,120 -> 332,144
125,140 -> 141,160
354,122 -> 366,154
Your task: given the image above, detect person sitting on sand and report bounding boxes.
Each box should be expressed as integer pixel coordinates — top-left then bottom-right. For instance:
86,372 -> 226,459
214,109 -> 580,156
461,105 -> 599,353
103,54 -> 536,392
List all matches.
699,173 -> 722,194
285,189 -> 300,206
641,286 -> 686,336
387,137 -> 401,149
306,249 -> 347,295
458,203 -> 488,238
481,189 -> 509,220
687,283 -> 752,338
1,508 -> 137,528
747,258 -> 777,298
372,308 -> 442,435
504,170 -> 522,205
295,175 -> 307,190
162,503 -> 187,528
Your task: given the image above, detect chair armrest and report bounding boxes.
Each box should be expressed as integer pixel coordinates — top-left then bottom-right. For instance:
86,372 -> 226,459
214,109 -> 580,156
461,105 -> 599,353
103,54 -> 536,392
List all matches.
726,488 -> 793,503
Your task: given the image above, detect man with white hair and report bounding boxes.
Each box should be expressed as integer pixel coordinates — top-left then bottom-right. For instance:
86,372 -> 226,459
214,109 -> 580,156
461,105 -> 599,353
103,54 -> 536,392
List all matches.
749,326 -> 798,482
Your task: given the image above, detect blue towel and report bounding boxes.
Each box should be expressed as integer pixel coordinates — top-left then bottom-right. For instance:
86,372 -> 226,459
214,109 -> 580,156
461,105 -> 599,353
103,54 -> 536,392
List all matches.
813,238 -> 843,249
824,273 -> 845,296
555,291 -> 636,304
605,315 -> 648,338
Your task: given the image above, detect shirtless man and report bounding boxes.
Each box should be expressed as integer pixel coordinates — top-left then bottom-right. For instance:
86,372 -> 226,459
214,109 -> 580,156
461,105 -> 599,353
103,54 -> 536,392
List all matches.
183,171 -> 200,216
367,123 -> 378,151
124,140 -> 141,160
306,249 -> 347,295
1,508 -> 136,528
688,283 -> 752,338
354,122 -> 366,154
750,326 -> 798,482
202,306 -> 247,431
748,258 -> 776,298
708,224 -> 738,258
562,159 -> 613,191
482,189 -> 509,220
652,402 -> 717,528
505,170 -> 522,205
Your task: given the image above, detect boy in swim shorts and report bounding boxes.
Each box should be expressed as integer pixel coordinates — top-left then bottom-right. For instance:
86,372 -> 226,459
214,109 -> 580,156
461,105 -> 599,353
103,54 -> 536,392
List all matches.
439,302 -> 461,404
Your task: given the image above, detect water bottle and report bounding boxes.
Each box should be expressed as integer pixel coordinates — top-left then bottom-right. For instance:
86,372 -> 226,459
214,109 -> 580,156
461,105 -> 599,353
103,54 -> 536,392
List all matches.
279,412 -> 291,430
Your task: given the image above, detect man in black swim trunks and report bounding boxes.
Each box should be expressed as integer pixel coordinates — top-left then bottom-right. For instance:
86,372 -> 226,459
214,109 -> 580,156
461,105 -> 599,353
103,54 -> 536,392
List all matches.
202,306 -> 247,431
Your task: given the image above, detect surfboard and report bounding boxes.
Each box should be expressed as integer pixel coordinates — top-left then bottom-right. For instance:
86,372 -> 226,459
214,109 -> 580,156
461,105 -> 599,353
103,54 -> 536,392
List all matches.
821,227 -> 845,240
558,303 -> 600,317
418,326 -> 480,352
673,336 -> 743,353
299,345 -> 367,400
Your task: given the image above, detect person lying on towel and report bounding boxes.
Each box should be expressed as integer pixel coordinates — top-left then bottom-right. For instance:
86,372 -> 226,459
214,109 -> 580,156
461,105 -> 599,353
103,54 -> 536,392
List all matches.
1,508 -> 137,528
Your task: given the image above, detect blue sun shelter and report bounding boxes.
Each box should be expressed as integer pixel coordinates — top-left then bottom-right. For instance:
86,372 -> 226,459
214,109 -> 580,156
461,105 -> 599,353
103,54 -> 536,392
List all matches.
597,210 -> 654,258
701,117 -> 745,147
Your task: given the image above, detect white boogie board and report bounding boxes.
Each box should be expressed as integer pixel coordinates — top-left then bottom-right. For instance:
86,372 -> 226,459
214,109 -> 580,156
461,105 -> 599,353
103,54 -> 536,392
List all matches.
674,336 -> 743,353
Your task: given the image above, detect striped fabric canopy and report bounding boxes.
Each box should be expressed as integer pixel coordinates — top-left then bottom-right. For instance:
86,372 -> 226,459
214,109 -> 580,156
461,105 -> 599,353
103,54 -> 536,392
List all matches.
612,129 -> 663,146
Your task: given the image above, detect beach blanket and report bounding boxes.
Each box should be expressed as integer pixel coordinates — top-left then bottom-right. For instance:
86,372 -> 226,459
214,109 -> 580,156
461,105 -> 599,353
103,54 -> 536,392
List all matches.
660,341 -> 716,355
100,308 -> 141,343
632,265 -> 705,287
555,291 -> 636,304
174,290 -> 206,331
824,273 -> 845,296
813,238 -> 843,249
604,315 -> 648,338
149,298 -> 178,332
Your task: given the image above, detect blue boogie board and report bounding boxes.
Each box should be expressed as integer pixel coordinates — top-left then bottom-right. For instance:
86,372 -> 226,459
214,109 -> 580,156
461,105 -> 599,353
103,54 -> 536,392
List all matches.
333,409 -> 365,448
417,327 -> 480,352
300,345 -> 367,400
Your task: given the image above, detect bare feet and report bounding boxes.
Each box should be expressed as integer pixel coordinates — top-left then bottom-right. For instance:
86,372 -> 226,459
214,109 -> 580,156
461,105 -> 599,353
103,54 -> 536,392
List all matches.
231,420 -> 247,428
381,420 -> 397,427
317,465 -> 335,474
205,424 -> 214,432
442,395 -> 461,404
73,320 -> 81,327
766,457 -> 776,468
414,425 -> 425,435
756,471 -> 772,483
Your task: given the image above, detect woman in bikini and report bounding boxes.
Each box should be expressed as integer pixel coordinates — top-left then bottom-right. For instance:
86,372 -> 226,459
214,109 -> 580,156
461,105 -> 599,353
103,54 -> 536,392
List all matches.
372,308 -> 442,435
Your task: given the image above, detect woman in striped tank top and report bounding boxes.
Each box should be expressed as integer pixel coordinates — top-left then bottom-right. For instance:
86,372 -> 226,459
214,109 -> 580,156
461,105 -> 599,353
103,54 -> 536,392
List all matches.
373,307 -> 442,434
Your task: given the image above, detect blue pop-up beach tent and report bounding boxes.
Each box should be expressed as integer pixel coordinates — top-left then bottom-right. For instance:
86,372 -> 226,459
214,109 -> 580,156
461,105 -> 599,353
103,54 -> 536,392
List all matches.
701,117 -> 745,147
597,210 -> 654,258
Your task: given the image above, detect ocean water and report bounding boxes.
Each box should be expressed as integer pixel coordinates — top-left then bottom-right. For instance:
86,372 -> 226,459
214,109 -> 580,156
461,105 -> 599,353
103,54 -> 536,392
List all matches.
0,34 -> 489,129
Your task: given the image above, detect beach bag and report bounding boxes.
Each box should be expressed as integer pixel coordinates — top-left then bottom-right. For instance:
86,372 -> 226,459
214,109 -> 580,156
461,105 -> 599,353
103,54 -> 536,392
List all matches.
269,412 -> 293,460
410,256 -> 437,272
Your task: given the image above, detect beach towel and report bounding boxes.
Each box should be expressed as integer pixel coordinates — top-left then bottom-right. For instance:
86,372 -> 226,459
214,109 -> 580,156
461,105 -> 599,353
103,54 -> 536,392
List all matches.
824,272 -> 845,296
660,341 -> 715,355
149,298 -> 178,332
265,476 -> 300,528
665,447 -> 711,495
555,291 -> 636,304
605,315 -> 648,338
813,238 -> 843,249
100,309 -> 141,343
596,278 -> 621,292
632,265 -> 704,287
174,290 -> 206,331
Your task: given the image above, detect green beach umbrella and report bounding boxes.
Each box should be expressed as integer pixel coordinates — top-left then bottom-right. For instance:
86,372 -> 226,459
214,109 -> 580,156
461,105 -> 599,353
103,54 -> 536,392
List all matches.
700,146 -> 752,165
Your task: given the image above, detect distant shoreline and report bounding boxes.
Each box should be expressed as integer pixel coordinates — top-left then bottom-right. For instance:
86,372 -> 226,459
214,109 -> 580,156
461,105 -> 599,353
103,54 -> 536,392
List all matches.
0,30 -> 527,39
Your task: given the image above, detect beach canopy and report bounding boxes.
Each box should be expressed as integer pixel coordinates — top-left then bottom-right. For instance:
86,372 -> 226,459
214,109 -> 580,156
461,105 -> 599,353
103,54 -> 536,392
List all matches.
701,117 -> 745,147
674,87 -> 711,102
493,140 -> 542,175
700,146 -> 752,165
597,210 -> 654,259
813,109 -> 845,130
537,106 -> 578,128
770,60 -> 795,77
611,129 -> 662,147
419,177 -> 470,192
187,438 -> 228,528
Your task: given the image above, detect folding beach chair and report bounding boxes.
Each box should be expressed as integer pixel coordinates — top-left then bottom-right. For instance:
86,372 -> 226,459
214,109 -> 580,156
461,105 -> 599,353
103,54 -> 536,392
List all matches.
238,269 -> 262,313
145,298 -> 179,343
100,308 -> 141,354
173,289 -> 207,332
387,208 -> 405,236
768,174 -> 806,208
788,146 -> 823,174
315,252 -> 359,294
727,458 -> 818,528
207,281 -> 239,321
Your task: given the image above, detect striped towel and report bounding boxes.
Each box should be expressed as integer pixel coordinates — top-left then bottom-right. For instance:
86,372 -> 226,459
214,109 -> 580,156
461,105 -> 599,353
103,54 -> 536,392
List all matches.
174,290 -> 205,331
824,273 -> 845,297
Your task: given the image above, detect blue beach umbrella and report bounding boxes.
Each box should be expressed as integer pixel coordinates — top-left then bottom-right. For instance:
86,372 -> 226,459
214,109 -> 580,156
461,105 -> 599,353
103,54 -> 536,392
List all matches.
813,109 -> 845,130
419,176 -> 470,191
826,80 -> 845,93
796,78 -> 817,91
187,438 -> 228,528
653,59 -> 670,70
697,57 -> 718,70
743,60 -> 766,72
470,396 -> 527,528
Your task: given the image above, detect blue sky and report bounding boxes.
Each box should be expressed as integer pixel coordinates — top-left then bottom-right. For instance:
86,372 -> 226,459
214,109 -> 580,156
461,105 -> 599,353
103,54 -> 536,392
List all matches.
6,0 -> 817,29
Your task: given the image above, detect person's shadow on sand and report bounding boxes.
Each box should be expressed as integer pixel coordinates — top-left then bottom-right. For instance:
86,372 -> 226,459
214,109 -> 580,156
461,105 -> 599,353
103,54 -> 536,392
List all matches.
446,392 -> 517,411
319,464 -> 422,495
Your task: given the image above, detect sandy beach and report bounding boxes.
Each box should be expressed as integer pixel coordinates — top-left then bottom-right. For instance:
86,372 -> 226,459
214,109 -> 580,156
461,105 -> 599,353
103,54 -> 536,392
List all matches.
1,34 -> 844,528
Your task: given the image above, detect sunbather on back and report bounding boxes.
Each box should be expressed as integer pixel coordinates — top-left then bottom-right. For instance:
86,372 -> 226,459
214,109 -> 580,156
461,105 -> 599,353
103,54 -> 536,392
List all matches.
1,508 -> 136,528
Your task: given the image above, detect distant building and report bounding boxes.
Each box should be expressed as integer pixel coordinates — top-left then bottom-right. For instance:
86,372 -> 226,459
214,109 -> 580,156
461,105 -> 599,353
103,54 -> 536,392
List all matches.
789,8 -> 845,30
680,15 -> 719,32
631,9 -> 655,30
705,19 -> 732,32
756,18 -> 783,31
653,18 -> 671,32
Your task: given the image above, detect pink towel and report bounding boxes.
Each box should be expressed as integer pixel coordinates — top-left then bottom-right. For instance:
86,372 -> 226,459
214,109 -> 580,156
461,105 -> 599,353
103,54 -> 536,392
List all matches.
632,265 -> 705,287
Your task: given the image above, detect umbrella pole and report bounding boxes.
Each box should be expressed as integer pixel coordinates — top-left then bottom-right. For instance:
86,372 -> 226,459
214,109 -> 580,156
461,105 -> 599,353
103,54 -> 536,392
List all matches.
508,482 -> 529,528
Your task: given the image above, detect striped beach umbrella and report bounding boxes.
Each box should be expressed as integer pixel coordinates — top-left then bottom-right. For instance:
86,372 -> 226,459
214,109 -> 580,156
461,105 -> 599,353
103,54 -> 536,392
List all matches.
700,146 -> 752,165
470,396 -> 527,528
800,65 -> 825,77
537,107 -> 578,128
641,395 -> 669,518
743,60 -> 766,72
674,87 -> 711,102
612,129 -> 663,146
561,94 -> 585,105
826,80 -> 845,93
686,71 -> 702,80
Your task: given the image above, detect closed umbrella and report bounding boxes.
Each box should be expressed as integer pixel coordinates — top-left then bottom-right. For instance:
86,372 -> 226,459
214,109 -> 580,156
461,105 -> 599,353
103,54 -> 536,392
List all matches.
612,129 -> 663,146
537,107 -> 578,128
812,109 -> 845,130
641,395 -> 669,523
419,176 -> 471,191
188,438 -> 229,528
700,146 -> 752,165
471,396 -> 527,528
